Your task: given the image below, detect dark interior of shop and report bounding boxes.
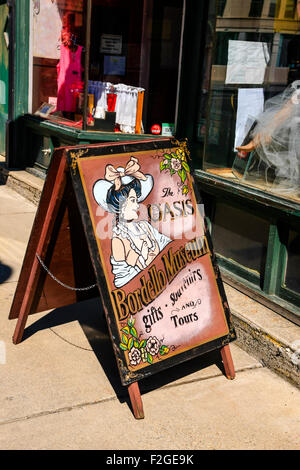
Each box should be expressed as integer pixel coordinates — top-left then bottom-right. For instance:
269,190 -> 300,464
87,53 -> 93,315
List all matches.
32,0 -> 184,134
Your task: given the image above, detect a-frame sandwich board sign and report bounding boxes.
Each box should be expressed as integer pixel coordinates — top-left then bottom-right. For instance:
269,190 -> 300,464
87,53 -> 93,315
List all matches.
9,138 -> 236,419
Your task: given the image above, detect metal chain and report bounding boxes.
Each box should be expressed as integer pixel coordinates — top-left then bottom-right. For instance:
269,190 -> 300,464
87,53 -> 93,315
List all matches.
36,253 -> 97,291
49,327 -> 93,352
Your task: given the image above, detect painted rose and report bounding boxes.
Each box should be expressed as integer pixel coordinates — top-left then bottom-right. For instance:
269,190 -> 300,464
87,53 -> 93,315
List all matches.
146,336 -> 160,356
129,347 -> 141,366
170,158 -> 182,171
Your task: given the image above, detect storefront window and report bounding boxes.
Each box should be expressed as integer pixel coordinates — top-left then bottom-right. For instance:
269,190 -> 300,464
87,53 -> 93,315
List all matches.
30,0 -> 184,135
200,0 -> 300,203
31,1 -> 85,125
213,202 -> 269,278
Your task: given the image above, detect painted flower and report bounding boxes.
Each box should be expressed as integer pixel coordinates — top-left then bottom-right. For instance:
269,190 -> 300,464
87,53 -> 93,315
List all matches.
146,336 -> 161,356
163,159 -> 170,166
171,158 -> 182,171
129,347 -> 141,366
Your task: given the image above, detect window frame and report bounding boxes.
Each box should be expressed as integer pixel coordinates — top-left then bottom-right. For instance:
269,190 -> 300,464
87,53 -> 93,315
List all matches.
195,168 -> 300,324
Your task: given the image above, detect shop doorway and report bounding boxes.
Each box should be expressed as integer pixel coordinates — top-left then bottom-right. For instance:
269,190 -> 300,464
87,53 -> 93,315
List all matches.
89,0 -> 184,133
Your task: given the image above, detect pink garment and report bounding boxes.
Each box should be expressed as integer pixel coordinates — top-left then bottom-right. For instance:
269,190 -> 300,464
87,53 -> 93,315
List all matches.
56,44 -> 83,112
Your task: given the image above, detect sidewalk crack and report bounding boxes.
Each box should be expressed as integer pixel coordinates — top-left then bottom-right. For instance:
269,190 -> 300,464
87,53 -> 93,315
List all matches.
0,395 -> 118,427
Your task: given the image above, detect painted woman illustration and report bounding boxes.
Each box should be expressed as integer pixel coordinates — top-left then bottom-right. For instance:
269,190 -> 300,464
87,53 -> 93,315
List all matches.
93,156 -> 171,288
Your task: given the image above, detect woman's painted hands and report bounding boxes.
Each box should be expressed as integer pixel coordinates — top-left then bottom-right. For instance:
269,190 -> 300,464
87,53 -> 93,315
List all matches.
141,240 -> 149,261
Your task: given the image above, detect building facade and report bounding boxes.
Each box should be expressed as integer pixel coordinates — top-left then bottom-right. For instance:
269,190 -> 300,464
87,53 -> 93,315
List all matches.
1,0 -> 300,324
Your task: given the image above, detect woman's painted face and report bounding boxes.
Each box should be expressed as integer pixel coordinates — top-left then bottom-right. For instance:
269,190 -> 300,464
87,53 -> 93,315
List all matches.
121,188 -> 139,220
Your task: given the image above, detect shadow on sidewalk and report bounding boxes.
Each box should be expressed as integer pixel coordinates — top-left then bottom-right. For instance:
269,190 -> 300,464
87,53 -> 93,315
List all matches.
21,296 -> 227,414
0,260 -> 12,283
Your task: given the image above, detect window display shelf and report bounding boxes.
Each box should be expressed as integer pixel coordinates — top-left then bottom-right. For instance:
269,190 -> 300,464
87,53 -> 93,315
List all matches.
23,114 -> 161,142
194,169 -> 300,217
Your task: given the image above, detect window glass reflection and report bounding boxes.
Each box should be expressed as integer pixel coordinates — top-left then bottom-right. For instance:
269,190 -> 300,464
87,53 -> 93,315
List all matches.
201,0 -> 300,203
213,202 -> 269,276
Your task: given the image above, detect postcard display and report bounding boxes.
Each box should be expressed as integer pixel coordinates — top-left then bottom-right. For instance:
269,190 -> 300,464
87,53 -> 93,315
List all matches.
9,138 -> 236,419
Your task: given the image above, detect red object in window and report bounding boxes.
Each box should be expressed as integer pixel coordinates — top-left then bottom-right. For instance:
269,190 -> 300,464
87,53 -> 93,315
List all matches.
107,93 -> 117,112
70,80 -> 84,112
237,150 -> 248,159
151,124 -> 161,135
71,80 -> 84,95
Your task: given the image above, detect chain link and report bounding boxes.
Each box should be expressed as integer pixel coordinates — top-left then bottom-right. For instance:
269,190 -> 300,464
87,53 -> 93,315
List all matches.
36,253 -> 97,291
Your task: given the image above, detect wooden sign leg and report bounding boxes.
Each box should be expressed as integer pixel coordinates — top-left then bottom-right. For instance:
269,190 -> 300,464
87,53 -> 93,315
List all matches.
128,382 -> 144,419
220,344 -> 235,380
11,153 -> 68,344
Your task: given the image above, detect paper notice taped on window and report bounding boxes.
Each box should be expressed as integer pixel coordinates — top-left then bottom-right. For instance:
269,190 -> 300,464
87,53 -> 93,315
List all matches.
225,40 -> 270,85
234,88 -> 264,151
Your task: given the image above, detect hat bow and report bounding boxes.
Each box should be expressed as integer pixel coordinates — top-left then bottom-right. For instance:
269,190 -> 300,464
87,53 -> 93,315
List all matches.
104,157 -> 147,190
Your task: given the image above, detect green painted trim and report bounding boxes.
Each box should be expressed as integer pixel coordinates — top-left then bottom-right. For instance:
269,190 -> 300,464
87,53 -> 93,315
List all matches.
0,3 -> 9,154
7,0 -> 30,167
263,223 -> 282,295
22,115 -> 165,142
14,0 -> 29,119
195,169 -> 300,219
277,223 -> 300,304
19,114 -> 172,168
279,287 -> 300,308
221,266 -> 300,324
24,116 -> 80,139
276,224 -> 289,293
0,112 -> 7,155
216,254 -> 260,287
76,131 -> 160,142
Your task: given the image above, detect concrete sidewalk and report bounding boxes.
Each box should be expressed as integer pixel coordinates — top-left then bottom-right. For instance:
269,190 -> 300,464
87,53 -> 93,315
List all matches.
0,183 -> 300,450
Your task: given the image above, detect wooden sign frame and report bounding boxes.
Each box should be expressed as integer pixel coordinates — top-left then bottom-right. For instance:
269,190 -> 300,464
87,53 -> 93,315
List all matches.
9,138 -> 236,419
